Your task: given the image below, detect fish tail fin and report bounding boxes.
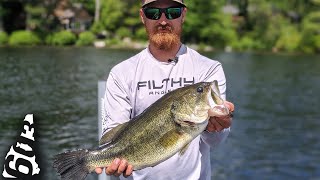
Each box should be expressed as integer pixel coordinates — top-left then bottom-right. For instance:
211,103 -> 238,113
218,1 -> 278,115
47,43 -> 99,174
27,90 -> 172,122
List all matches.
53,149 -> 90,180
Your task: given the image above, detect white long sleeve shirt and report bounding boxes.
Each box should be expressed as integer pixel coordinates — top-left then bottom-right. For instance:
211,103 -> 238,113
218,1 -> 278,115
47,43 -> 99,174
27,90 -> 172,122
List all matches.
102,44 -> 230,180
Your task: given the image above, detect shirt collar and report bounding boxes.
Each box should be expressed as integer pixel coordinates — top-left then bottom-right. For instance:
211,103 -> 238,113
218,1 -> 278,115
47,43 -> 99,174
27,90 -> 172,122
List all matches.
176,44 -> 187,57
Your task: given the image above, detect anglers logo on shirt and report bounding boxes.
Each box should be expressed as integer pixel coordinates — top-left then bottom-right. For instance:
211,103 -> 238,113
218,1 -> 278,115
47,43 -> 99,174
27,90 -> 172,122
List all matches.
137,77 -> 194,95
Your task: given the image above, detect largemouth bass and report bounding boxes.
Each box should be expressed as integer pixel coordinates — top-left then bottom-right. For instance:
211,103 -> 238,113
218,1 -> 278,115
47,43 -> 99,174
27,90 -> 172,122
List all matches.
53,81 -> 229,180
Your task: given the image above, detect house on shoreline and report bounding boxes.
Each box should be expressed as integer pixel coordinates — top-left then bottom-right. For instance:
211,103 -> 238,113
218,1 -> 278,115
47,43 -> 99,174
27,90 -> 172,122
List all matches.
0,0 -> 92,34
54,0 -> 93,34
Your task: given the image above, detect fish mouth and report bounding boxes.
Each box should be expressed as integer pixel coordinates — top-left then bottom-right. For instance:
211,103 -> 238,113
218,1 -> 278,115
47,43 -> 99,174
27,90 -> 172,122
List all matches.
182,118 -> 208,128
207,81 -> 229,117
184,121 -> 195,126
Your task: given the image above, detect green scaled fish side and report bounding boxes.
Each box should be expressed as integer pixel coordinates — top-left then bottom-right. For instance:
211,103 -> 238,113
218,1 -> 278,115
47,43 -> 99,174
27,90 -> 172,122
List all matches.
52,81 -> 218,179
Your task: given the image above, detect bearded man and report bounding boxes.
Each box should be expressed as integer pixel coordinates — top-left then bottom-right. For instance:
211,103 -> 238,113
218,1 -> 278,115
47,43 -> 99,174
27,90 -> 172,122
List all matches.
95,0 -> 235,179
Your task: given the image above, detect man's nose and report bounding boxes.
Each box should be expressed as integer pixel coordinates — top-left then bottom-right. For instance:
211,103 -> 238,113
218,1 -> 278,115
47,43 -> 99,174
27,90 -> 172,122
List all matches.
159,13 -> 168,25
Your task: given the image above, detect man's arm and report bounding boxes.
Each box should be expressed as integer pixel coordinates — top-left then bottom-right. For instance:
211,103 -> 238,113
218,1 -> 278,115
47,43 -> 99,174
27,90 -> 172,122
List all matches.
200,61 -> 234,147
202,101 -> 234,147
96,71 -> 134,177
101,72 -> 132,134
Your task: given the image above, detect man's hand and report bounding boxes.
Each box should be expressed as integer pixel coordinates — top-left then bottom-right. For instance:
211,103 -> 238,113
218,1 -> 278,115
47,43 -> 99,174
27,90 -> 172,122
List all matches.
95,158 -> 133,178
206,101 -> 234,132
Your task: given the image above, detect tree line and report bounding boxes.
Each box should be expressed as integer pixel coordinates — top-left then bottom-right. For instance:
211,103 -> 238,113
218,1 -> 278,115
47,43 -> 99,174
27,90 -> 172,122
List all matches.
0,0 -> 319,53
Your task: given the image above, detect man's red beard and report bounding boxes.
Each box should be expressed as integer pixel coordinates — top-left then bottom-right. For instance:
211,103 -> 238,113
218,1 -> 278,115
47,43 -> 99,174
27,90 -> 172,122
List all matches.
147,25 -> 181,50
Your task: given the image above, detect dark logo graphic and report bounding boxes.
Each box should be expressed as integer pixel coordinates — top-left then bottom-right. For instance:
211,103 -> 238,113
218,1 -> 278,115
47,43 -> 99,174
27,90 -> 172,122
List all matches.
2,114 -> 40,179
138,77 -> 195,95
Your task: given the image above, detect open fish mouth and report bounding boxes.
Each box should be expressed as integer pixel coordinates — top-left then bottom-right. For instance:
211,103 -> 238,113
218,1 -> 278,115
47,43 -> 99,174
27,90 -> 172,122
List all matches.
184,121 -> 195,126
207,81 -> 229,117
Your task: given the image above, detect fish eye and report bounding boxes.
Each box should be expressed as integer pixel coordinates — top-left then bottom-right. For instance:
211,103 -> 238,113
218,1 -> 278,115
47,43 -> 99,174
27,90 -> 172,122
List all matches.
197,86 -> 204,93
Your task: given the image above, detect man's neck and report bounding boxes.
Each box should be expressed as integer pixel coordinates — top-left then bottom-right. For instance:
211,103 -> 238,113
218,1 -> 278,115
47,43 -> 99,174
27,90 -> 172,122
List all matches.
148,43 -> 182,62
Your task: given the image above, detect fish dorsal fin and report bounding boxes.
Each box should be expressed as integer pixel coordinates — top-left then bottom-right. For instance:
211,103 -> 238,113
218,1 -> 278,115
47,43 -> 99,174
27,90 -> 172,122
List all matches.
99,122 -> 129,146
179,143 -> 190,156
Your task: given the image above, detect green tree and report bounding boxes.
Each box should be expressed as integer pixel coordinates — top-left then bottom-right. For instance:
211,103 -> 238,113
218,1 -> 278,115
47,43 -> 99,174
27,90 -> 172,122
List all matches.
25,5 -> 46,31
300,11 -> 320,53
123,1 -> 142,39
71,0 -> 95,14
275,25 -> 301,52
183,0 -> 237,47
91,0 -> 125,35
0,0 -> 319,53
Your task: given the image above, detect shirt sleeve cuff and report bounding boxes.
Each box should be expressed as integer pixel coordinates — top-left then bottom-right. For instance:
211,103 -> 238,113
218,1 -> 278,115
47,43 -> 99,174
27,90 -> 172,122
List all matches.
201,127 -> 230,148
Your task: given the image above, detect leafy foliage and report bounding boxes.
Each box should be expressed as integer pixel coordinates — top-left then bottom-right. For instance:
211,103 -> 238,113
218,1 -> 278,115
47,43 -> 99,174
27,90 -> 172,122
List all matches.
135,27 -> 148,41
0,31 -> 8,45
100,0 -> 125,32
25,5 -> 46,31
76,31 -> 96,46
8,30 -> 41,46
23,1 -> 57,34
275,25 -> 301,52
233,36 -> 263,51
0,0 -> 319,53
116,27 -> 132,39
46,31 -> 76,46
299,11 -> 320,53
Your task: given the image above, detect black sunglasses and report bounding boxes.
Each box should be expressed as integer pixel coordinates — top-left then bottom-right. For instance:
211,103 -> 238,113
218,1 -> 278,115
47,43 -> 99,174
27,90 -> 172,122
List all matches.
143,7 -> 183,20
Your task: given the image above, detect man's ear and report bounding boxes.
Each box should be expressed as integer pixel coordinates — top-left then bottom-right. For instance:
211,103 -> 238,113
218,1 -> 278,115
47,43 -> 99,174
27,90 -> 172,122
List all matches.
140,9 -> 145,24
181,8 -> 187,23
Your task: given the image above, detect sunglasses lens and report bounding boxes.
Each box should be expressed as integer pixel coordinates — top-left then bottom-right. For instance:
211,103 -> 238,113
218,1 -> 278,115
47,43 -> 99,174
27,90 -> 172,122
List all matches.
166,8 -> 182,19
144,7 -> 182,20
144,8 -> 161,20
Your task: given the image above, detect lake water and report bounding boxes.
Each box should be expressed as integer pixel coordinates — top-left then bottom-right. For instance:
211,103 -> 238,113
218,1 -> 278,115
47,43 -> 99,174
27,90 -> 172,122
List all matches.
0,47 -> 319,180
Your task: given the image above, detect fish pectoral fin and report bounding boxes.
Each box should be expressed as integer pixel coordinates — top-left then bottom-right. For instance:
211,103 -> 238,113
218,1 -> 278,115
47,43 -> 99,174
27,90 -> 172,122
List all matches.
179,143 -> 190,156
159,130 -> 184,149
99,122 -> 129,146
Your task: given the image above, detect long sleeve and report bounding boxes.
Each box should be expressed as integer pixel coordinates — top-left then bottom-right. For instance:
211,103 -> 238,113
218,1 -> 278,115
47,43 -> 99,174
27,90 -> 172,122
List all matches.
101,71 -> 132,136
199,61 -> 230,148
